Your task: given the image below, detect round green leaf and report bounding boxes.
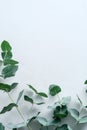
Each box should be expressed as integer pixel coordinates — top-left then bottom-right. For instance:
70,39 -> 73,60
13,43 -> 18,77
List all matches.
49,84 -> 61,96
2,65 -> 18,79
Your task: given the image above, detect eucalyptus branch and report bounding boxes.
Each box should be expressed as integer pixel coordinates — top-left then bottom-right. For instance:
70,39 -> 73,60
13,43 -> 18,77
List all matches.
7,92 -> 32,130
1,41 -> 87,130
57,94 -> 61,104
7,93 -> 25,123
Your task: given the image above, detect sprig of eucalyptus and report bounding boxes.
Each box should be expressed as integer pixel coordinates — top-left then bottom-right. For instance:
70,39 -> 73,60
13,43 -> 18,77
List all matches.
0,40 -> 87,130
0,41 -> 32,130
0,41 -> 48,130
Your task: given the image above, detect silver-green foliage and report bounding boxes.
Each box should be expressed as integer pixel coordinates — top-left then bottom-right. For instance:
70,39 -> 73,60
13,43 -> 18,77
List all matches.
1,41 -> 87,130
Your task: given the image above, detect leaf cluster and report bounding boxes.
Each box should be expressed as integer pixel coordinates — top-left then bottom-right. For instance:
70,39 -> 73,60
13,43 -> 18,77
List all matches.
1,41 -> 87,130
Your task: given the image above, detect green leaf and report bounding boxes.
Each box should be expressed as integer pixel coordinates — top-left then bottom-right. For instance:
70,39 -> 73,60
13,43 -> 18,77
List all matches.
1,51 -> 12,60
0,123 -> 5,130
0,83 -> 18,92
49,118 -> 61,126
36,102 -> 45,105
0,83 -> 11,92
28,85 -> 48,97
28,85 -> 37,94
2,65 -> 18,78
0,103 -> 17,114
1,40 -> 12,52
79,116 -> 87,123
84,80 -> 87,84
11,83 -> 18,90
55,124 -> 72,130
16,90 -> 24,104
24,95 -> 33,104
37,92 -> 48,98
53,105 -> 68,119
27,112 -> 40,124
37,117 -> 48,126
49,84 -> 61,96
4,59 -> 19,66
61,96 -> 71,105
69,108 -> 79,120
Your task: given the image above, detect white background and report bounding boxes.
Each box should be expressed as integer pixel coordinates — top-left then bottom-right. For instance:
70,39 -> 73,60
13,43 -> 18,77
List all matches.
0,0 -> 87,130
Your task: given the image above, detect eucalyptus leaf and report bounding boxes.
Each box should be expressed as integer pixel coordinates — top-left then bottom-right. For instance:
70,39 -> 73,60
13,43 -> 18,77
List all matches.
4,59 -> 19,66
37,117 -> 48,126
16,90 -> 24,104
49,84 -> 61,96
0,83 -> 11,92
11,83 -> 18,90
0,83 -> 17,92
84,80 -> 87,84
24,95 -> 33,104
69,108 -> 79,121
61,96 -> 71,105
28,85 -> 37,94
1,40 -> 12,52
0,123 -> 5,130
28,85 -> 48,98
36,102 -> 45,105
55,124 -> 72,130
53,105 -> 68,119
49,118 -> 61,126
79,116 -> 87,123
37,92 -> 48,98
27,112 -> 40,124
0,103 -> 17,114
2,65 -> 18,78
2,51 -> 12,60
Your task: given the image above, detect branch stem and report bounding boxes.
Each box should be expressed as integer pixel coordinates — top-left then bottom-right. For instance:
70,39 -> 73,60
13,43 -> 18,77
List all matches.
7,92 -> 32,130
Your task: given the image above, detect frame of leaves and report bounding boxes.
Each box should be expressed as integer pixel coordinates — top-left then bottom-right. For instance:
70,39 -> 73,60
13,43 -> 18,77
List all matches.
0,41 -> 87,130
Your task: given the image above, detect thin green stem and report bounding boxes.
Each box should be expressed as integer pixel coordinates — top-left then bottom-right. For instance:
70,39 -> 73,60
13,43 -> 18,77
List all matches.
7,92 -> 25,123
57,94 -> 61,105
16,107 -> 25,123
8,92 -> 14,103
7,92 -> 32,130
